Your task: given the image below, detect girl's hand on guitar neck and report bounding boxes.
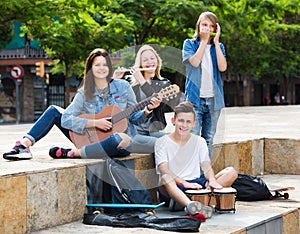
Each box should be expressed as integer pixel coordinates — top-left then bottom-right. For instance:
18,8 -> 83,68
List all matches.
145,97 -> 162,116
149,96 -> 162,109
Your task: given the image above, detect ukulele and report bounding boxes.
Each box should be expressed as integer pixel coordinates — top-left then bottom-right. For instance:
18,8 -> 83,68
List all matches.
69,84 -> 180,148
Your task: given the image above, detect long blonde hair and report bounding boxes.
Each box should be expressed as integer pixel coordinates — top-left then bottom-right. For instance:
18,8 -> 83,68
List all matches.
133,45 -> 162,85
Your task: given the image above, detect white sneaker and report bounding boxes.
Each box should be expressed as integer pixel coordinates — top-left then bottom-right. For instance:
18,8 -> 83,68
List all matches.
3,141 -> 33,160
185,201 -> 213,218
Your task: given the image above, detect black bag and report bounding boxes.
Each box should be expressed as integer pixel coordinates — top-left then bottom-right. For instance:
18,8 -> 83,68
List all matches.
231,173 -> 272,201
102,158 -> 153,205
83,212 -> 201,232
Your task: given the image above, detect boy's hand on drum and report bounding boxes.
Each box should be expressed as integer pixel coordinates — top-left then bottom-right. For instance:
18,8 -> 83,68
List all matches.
183,181 -> 203,190
208,179 -> 223,190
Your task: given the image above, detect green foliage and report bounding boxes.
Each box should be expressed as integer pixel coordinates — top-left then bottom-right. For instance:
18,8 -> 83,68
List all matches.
109,0 -> 202,47
0,22 -> 14,49
1,0 -> 299,100
216,0 -> 300,81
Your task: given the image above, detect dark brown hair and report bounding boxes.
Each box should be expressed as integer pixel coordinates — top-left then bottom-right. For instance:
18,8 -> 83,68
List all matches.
83,48 -> 113,100
174,101 -> 196,119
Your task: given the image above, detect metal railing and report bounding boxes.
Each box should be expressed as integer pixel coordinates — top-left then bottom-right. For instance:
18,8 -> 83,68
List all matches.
0,45 -> 135,60
0,45 -> 47,59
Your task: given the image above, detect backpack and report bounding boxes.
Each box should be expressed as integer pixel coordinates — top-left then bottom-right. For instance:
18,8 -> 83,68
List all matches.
102,158 -> 153,205
231,173 -> 272,201
86,158 -> 153,214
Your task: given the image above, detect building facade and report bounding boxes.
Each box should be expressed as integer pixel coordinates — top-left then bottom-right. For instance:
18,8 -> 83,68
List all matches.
0,22 -> 67,123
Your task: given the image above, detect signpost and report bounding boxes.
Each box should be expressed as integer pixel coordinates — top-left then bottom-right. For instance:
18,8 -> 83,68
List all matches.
10,65 -> 24,80
9,65 -> 24,124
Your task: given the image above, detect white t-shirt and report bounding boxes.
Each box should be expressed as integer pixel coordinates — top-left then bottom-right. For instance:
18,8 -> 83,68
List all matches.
155,134 -> 210,180
200,45 -> 214,98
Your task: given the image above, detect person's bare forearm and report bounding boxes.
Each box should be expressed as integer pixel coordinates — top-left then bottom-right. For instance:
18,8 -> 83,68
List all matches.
159,163 -> 186,186
188,39 -> 209,67
215,43 -> 227,72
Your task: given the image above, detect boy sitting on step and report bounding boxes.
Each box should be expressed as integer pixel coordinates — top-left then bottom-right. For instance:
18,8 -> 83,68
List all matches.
154,101 -> 238,219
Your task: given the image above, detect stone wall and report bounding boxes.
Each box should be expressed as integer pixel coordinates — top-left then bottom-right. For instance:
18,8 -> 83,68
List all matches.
212,140 -> 260,175
0,166 -> 86,234
212,138 -> 299,176
0,154 -> 156,233
265,139 -> 300,175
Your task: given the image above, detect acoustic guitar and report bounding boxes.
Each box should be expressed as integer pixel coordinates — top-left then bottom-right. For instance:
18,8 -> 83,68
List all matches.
69,84 -> 180,148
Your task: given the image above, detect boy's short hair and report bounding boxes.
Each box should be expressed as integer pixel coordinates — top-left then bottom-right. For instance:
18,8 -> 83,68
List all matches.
174,101 -> 196,119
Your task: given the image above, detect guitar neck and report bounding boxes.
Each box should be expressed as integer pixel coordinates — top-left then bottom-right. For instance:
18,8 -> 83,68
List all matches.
112,95 -> 154,124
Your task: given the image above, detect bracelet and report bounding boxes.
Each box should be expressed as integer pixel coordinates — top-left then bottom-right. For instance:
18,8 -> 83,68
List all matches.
144,107 -> 153,115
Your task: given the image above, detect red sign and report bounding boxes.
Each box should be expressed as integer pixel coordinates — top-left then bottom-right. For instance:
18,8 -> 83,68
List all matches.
10,65 -> 24,80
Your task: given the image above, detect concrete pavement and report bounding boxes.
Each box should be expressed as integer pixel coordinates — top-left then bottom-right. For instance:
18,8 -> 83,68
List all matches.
1,105 -> 300,159
1,105 -> 300,234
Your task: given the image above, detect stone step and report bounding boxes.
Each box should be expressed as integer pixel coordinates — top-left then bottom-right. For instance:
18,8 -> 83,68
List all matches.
31,174 -> 300,234
0,154 -> 157,234
1,152 -> 299,234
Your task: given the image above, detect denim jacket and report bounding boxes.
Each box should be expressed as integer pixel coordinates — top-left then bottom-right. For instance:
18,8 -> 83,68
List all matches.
61,79 -> 147,136
182,37 -> 226,110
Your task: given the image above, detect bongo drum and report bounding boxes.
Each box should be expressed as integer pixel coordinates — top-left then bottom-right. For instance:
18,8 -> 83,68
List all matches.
214,187 -> 237,212
185,189 -> 212,206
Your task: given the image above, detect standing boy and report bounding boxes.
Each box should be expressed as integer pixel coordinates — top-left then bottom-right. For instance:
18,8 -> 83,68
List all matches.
182,11 -> 227,159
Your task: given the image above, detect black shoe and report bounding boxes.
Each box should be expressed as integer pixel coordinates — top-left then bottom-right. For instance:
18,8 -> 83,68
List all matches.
49,147 -> 78,159
3,141 -> 33,160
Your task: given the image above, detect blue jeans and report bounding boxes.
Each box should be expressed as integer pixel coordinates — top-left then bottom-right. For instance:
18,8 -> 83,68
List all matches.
25,105 -> 70,145
27,105 -> 158,159
81,133 -> 158,159
192,97 -> 221,159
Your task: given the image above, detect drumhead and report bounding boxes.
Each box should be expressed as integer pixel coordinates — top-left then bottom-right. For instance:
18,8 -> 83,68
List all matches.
185,189 -> 212,195
214,187 -> 237,194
